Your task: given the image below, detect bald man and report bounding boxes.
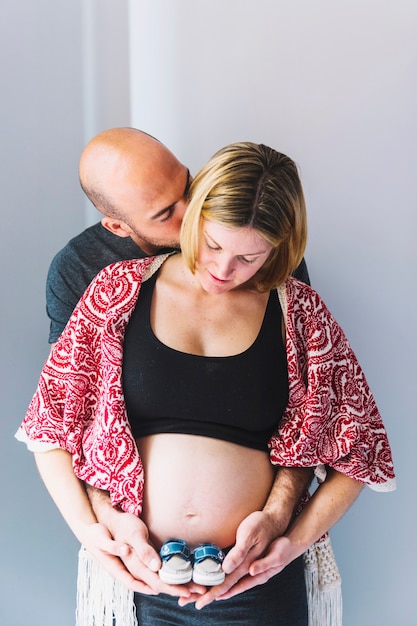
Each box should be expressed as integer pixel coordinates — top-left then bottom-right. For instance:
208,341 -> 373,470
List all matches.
46,128 -> 191,343
44,128 -> 313,605
46,128 -> 309,343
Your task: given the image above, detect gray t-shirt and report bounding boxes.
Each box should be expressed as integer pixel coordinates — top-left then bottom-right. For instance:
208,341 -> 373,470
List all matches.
46,223 -> 146,342
46,222 -> 310,343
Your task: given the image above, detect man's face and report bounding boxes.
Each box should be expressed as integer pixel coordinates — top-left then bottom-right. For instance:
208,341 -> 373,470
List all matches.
118,164 -> 191,254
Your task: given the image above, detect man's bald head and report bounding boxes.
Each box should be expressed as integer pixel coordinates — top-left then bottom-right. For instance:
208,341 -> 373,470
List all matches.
79,128 -> 190,254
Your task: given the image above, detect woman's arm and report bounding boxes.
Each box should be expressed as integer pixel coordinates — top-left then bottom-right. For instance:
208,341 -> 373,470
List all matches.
282,468 -> 364,554
34,449 -> 147,590
35,449 -> 97,537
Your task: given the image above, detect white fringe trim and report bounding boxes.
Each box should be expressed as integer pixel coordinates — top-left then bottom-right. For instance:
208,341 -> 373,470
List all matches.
304,535 -> 343,626
76,537 -> 342,626
76,547 -> 137,626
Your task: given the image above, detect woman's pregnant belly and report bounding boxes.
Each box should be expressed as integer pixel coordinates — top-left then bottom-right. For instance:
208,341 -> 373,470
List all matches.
137,433 -> 276,550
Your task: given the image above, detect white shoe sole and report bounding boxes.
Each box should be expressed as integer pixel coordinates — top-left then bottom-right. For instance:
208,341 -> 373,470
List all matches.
192,558 -> 225,586
159,554 -> 192,584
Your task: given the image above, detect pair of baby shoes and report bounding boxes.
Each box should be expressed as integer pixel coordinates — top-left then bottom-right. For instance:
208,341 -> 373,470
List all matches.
159,538 -> 225,586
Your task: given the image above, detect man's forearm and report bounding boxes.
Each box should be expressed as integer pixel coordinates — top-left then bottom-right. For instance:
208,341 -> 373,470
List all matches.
85,485 -> 154,558
262,466 -> 314,534
86,485 -> 117,528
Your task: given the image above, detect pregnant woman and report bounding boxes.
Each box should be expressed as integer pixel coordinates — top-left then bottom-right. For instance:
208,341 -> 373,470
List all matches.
16,142 -> 395,626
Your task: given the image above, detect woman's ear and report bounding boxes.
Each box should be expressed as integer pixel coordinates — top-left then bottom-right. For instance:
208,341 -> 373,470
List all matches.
101,216 -> 133,239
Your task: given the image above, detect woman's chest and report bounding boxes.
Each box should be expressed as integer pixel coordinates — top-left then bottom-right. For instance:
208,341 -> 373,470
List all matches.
151,286 -> 270,357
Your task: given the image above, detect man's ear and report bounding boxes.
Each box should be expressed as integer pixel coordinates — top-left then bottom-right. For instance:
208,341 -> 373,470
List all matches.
101,216 -> 133,238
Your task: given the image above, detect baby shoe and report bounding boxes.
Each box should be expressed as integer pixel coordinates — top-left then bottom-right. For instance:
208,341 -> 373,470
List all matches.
192,543 -> 225,586
159,538 -> 193,584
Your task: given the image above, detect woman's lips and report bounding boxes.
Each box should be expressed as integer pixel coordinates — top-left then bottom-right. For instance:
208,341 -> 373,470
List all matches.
208,271 -> 230,284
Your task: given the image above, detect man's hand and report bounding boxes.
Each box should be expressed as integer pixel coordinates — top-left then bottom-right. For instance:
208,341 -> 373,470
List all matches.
180,509 -> 280,609
181,466 -> 314,609
183,507 -> 304,609
184,467 -> 363,609
190,534 -> 303,608
86,486 -> 204,599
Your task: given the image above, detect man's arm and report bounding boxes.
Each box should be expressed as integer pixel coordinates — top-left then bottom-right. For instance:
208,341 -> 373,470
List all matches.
85,486 -> 204,597
86,486 -> 161,583
46,251 -> 85,343
33,449 -> 198,598
190,467 -> 363,609
228,466 -> 314,560
178,465 -> 312,607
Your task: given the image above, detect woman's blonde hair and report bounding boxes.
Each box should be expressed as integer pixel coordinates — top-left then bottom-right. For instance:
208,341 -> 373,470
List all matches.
181,142 -> 307,290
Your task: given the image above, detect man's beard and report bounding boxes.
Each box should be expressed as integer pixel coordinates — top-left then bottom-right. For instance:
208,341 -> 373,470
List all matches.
129,230 -> 181,255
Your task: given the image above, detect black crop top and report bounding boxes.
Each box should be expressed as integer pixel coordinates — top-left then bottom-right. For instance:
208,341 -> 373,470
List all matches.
122,270 -> 289,452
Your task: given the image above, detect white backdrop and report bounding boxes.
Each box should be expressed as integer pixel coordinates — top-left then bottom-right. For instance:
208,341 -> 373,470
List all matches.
129,1 -> 416,624
2,1 -> 415,625
0,2 -> 131,625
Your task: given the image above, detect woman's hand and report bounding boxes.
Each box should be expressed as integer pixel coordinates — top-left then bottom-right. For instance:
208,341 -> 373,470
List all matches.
75,520 -> 159,594
180,509 -> 281,609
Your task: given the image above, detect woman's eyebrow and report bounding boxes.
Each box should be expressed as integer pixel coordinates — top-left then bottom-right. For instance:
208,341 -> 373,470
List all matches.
204,231 -> 269,256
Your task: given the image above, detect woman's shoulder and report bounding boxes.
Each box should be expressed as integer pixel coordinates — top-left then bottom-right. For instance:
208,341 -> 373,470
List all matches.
73,255 -> 171,320
285,276 -> 322,305
92,253 -> 172,286
283,277 -> 337,327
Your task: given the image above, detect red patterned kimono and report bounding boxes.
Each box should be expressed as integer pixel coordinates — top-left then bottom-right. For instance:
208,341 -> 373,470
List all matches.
16,253 -> 395,626
16,254 -> 395,512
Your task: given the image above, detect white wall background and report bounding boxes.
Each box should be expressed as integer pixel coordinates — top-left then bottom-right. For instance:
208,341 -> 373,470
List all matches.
0,2 -> 130,625
1,1 -> 415,625
0,3 -> 84,625
129,1 -> 416,625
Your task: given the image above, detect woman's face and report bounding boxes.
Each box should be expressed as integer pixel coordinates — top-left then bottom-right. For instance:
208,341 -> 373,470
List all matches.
195,220 -> 273,294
